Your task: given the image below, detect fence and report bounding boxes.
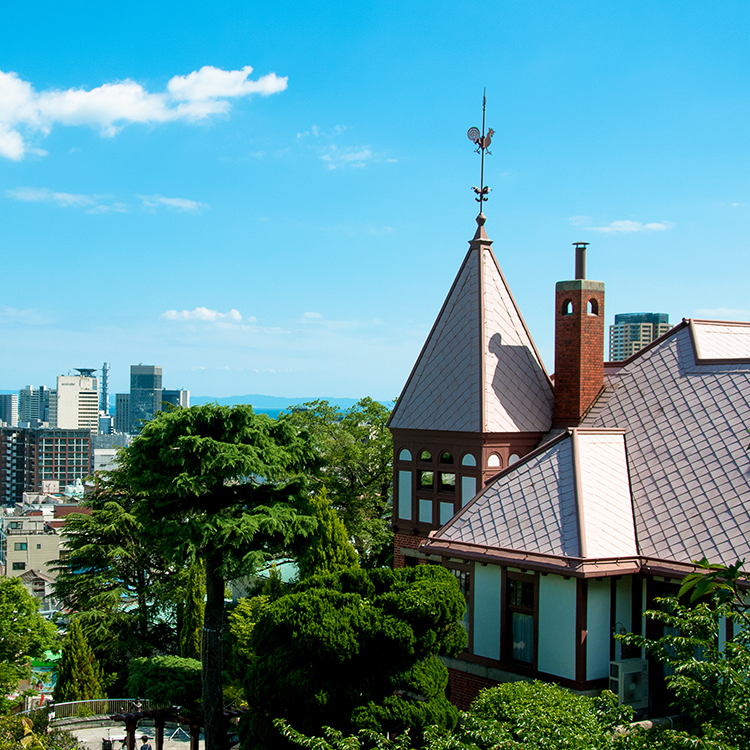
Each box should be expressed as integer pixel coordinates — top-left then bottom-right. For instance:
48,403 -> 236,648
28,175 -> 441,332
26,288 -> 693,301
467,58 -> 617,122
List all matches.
50,699 -> 156,721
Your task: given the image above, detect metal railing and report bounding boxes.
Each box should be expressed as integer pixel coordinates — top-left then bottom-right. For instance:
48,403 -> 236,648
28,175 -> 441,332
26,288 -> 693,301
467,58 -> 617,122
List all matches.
50,699 -> 156,721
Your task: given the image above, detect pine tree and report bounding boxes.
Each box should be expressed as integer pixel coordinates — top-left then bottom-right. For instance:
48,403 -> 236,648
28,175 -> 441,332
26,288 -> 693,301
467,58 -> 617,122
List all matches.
54,619 -> 105,702
180,561 -> 205,660
297,488 -> 359,579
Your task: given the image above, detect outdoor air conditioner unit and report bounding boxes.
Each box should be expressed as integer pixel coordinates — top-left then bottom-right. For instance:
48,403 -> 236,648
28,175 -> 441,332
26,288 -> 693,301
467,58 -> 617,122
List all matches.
609,658 -> 649,710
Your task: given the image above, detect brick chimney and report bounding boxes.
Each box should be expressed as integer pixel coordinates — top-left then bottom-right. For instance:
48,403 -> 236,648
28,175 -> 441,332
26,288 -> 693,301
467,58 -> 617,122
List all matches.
553,243 -> 605,426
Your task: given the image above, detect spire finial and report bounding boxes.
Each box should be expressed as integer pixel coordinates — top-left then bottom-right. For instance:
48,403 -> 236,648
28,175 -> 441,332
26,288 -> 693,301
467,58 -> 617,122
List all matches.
467,89 -> 494,213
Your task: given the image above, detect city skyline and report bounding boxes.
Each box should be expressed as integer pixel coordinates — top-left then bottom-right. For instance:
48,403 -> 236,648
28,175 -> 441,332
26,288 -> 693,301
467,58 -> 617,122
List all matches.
2,2 -> 750,399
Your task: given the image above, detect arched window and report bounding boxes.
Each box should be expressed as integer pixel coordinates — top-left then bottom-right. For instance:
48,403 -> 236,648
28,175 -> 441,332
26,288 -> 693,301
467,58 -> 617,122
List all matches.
509,453 -> 520,466
398,449 -> 412,461
562,299 -> 573,316
487,453 -> 502,468
419,450 -> 432,463
587,298 -> 599,316
461,453 -> 477,467
439,451 -> 454,464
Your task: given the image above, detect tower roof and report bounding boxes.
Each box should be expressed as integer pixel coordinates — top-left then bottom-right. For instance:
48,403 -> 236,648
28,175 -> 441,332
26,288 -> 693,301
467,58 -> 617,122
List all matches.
389,216 -> 554,433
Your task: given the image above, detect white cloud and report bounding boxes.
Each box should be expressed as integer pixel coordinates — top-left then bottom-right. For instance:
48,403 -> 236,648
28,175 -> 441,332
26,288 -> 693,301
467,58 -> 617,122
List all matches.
0,65 -> 288,160
585,219 -> 675,233
162,307 -> 243,322
138,194 -> 208,213
302,311 -> 324,319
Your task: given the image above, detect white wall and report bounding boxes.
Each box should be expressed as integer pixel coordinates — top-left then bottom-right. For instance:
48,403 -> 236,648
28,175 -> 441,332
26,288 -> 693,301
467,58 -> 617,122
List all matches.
587,578 -> 611,680
538,575 -> 576,680
472,564 -> 502,660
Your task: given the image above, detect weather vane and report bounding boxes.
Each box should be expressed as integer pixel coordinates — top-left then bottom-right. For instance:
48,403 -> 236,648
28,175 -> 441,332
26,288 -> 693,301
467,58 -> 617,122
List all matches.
467,90 -> 494,210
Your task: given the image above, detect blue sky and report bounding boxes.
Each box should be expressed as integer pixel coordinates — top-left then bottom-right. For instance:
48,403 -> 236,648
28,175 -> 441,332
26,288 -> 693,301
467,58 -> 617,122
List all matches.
1,1 -> 749,400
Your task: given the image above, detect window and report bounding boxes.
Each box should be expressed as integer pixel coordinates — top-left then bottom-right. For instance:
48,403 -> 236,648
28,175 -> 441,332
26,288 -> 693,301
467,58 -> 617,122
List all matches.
461,453 -> 477,467
36,544 -> 42,550
9,521 -> 21,529
487,453 -> 501,468
509,454 -> 520,465
12,562 -> 25,571
418,450 -> 432,463
439,451 -> 454,464
398,471 -> 413,520
506,573 -> 537,665
588,298 -> 599,316
398,449 -> 412,461
14,542 -> 27,551
418,470 -> 434,489
419,499 -> 432,523
562,299 -> 573,316
439,473 -> 456,492
440,502 -> 455,525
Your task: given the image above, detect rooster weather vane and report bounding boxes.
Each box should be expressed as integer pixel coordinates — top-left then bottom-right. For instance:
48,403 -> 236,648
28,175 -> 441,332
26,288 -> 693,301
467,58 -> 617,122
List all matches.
467,90 -> 494,209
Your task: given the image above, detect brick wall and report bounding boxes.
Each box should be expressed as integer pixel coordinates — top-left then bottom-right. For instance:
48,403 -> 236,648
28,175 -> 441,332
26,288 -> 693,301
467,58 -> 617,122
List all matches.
446,667 -> 497,710
392,531 -> 425,568
553,282 -> 605,425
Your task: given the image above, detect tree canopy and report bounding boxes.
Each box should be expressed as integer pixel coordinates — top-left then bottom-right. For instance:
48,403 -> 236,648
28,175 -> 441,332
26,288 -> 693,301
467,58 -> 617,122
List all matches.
0,576 -> 57,711
120,404 -> 319,750
53,619 -> 105,702
284,398 -> 393,566
240,565 -> 467,749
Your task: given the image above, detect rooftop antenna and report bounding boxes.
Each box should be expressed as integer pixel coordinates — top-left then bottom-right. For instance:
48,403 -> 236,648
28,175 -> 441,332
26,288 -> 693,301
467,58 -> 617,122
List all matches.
467,89 -> 494,212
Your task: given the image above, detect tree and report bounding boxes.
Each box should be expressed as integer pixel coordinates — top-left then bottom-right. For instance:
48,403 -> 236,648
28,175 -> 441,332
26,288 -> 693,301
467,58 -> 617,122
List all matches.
53,489 -> 189,694
620,558 -> 750,748
277,682 -> 638,750
53,619 -> 105,702
121,404 -> 318,750
296,488 -> 358,579
0,576 -> 57,711
284,398 -> 393,566
240,565 -> 467,749
126,656 -> 202,709
180,561 -> 205,660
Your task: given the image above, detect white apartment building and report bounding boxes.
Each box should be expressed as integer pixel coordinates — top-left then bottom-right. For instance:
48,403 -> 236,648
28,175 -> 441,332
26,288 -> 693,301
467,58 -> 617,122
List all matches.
0,515 -> 60,578
49,375 -> 99,434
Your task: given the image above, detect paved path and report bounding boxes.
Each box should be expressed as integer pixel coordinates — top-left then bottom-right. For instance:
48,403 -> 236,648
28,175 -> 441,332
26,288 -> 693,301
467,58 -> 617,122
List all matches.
68,723 -> 200,750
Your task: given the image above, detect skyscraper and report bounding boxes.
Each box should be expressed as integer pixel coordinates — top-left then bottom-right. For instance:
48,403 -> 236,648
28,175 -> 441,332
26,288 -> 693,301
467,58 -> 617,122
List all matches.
0,395 -> 18,427
49,372 -> 100,434
609,312 -> 671,361
129,365 -> 162,433
18,386 -> 50,425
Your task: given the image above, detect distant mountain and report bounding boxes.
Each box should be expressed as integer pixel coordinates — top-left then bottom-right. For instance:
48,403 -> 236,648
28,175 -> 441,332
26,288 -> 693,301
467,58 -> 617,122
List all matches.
191,394 -> 390,410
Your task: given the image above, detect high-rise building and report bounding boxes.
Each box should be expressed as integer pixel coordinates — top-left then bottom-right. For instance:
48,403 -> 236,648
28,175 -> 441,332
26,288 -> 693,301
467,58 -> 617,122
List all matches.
18,386 -> 50,425
0,395 -> 18,427
609,312 -> 671,361
129,365 -> 162,433
114,393 -> 130,433
162,389 -> 190,409
0,427 -> 91,505
49,372 -> 99,434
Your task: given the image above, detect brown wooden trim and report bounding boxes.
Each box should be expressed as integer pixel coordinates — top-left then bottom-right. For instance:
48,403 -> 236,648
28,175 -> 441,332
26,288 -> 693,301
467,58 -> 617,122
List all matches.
575,578 -> 587,683
610,577 -> 617,661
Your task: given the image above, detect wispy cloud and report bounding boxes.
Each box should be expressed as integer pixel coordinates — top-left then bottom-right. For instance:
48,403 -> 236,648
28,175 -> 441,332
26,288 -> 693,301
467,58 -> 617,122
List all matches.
0,305 -> 52,326
695,307 -> 750,321
568,215 -> 592,226
6,186 -> 128,213
162,307 -> 244,322
0,65 -> 287,160
320,145 -> 374,170
585,219 -> 675,234
294,123 -> 394,169
138,194 -> 208,213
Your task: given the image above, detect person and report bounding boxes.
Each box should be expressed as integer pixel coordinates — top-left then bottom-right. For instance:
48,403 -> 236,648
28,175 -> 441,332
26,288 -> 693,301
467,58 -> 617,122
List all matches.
140,735 -> 153,750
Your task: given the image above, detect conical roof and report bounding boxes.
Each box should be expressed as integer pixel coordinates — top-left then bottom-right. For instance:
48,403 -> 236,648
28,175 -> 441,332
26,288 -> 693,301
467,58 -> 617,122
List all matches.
389,216 -> 554,433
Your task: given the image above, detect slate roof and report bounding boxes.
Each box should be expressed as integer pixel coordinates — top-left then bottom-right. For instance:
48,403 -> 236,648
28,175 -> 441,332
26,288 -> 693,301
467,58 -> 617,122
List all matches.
435,429 -> 636,560
429,319 -> 750,568
389,219 -> 554,433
